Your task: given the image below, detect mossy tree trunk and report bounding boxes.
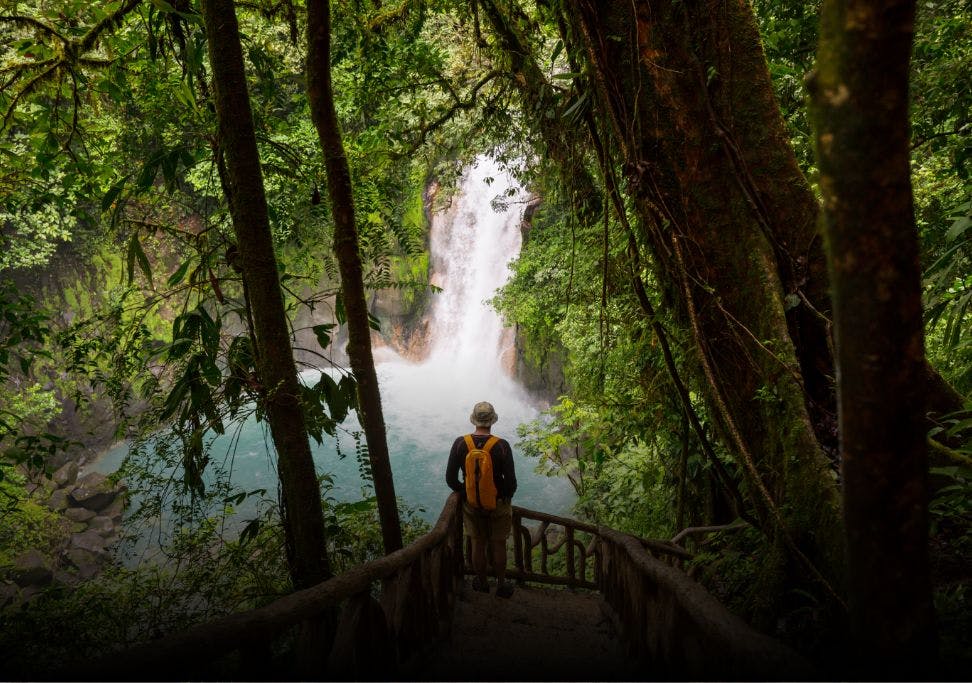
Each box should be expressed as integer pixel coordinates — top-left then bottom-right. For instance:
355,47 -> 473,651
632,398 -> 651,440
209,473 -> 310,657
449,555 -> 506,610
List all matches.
563,0 -> 844,593
306,0 -> 403,554
200,0 -> 331,588
809,0 -> 936,674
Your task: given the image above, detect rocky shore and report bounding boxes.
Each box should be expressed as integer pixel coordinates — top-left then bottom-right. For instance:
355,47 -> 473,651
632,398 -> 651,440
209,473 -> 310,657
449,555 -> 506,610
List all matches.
1,462 -> 126,606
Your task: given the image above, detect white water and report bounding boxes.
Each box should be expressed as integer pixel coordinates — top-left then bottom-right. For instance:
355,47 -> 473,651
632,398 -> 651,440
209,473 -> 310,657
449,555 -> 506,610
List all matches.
95,154 -> 574,540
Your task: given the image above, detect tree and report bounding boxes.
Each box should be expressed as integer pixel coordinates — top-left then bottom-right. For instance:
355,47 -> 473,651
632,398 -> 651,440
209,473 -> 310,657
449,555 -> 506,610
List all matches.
809,0 -> 936,673
559,0 -> 845,594
200,0 -> 331,588
306,0 -> 403,554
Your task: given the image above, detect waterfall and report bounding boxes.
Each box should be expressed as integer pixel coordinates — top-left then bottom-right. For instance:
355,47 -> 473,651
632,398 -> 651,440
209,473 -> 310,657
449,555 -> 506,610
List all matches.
375,155 -> 537,450
425,156 -> 523,377
94,154 -> 574,540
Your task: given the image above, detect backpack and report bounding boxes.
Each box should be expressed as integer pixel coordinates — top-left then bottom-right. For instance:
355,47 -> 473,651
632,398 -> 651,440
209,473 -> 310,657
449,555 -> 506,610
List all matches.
463,434 -> 500,511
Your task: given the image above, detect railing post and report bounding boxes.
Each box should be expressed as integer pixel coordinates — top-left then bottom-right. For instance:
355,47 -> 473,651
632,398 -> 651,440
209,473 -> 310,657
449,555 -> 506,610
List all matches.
512,509 -> 524,583
566,526 -> 576,587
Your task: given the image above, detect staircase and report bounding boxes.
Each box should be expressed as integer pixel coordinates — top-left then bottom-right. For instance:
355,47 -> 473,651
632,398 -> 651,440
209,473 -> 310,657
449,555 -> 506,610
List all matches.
421,582 -> 635,681
75,493 -> 813,681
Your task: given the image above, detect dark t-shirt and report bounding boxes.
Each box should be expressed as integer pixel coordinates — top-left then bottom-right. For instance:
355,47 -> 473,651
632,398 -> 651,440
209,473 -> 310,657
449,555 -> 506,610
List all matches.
445,433 -> 517,500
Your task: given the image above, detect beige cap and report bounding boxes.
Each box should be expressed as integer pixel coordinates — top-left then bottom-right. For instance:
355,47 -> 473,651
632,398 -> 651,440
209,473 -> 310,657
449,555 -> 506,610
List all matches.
469,401 -> 498,427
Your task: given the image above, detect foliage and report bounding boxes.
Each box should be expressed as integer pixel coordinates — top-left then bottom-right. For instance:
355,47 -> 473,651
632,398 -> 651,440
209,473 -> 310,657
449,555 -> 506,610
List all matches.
0,468 -> 66,568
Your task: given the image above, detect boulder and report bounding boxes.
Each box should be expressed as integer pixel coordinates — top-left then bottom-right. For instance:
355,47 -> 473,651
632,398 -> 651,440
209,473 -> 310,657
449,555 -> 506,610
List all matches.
70,529 -> 107,555
53,461 -> 79,488
64,506 -> 96,523
11,549 -> 53,587
88,516 -> 115,537
102,496 -> 126,523
69,472 -> 116,512
78,471 -> 107,489
46,488 -> 70,511
64,548 -> 102,580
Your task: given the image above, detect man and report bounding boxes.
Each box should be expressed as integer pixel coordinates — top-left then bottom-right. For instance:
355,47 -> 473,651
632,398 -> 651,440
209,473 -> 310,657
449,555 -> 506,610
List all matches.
446,401 -> 518,598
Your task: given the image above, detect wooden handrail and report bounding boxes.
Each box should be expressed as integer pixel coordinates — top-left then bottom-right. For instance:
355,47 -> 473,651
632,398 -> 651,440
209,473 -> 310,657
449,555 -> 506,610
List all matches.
597,526 -> 815,679
65,495 -> 812,680
506,505 -> 691,590
73,493 -> 465,680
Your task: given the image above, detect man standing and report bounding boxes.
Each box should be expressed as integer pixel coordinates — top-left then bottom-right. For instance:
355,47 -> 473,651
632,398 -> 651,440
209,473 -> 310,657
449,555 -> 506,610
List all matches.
446,401 -> 518,598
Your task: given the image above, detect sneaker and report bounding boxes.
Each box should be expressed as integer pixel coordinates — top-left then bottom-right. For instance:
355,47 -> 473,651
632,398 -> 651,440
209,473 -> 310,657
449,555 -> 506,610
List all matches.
495,582 -> 515,599
471,576 -> 490,593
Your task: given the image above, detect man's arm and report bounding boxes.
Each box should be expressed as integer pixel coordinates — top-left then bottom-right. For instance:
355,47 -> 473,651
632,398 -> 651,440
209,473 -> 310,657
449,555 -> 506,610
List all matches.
445,437 -> 464,493
499,440 -> 517,499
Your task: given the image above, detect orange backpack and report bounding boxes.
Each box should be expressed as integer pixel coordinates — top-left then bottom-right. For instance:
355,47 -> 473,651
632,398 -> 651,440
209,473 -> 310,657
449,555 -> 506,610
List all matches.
463,434 -> 499,511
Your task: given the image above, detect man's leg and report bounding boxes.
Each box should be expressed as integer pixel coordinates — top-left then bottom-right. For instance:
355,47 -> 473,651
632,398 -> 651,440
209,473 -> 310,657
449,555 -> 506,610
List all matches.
492,501 -> 515,598
472,537 -> 488,583
490,539 -> 507,585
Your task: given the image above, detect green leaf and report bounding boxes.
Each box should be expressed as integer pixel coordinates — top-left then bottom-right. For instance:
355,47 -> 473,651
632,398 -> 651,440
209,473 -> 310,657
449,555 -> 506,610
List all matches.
335,295 -> 347,325
946,215 -> 971,242
101,177 -> 128,212
239,518 -> 261,546
167,259 -> 191,288
313,323 -> 336,349
127,234 -> 154,287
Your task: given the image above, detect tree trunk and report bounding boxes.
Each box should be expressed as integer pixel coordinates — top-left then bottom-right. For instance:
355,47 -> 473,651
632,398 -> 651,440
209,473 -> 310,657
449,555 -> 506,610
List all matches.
809,0 -> 936,674
306,0 -> 404,554
200,0 -> 331,588
564,0 -> 844,590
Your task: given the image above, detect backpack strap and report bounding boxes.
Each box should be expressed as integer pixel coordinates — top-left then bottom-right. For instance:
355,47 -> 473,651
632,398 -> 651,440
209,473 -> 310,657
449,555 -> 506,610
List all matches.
464,435 -> 500,453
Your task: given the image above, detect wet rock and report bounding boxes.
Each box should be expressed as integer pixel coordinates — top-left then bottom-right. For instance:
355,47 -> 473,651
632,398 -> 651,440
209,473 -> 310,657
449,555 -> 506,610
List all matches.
53,461 -> 79,488
69,472 -> 116,512
88,516 -> 115,537
11,549 -> 53,587
70,529 -> 107,555
64,506 -> 96,523
47,488 -> 70,511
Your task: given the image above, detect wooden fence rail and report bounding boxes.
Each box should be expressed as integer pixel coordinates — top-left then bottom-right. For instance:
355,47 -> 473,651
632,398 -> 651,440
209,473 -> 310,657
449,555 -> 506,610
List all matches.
71,493 -> 466,680
65,494 -> 813,680
596,526 -> 814,680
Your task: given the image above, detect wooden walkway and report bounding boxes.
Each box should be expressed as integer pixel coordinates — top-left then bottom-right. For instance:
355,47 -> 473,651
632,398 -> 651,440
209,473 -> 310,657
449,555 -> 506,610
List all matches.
421,581 -> 636,681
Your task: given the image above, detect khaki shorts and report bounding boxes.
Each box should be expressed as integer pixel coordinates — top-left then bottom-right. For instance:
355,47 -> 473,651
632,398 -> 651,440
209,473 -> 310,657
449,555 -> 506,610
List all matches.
462,499 -> 513,541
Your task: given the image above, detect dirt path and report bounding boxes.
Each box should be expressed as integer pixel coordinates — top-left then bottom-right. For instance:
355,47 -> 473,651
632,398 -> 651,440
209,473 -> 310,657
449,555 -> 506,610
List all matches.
419,580 -> 639,681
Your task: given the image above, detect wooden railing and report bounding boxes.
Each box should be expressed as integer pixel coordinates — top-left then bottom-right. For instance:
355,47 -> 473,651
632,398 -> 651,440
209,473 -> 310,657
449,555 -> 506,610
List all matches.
72,492 -> 466,681
597,526 -> 814,679
69,494 -> 813,680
